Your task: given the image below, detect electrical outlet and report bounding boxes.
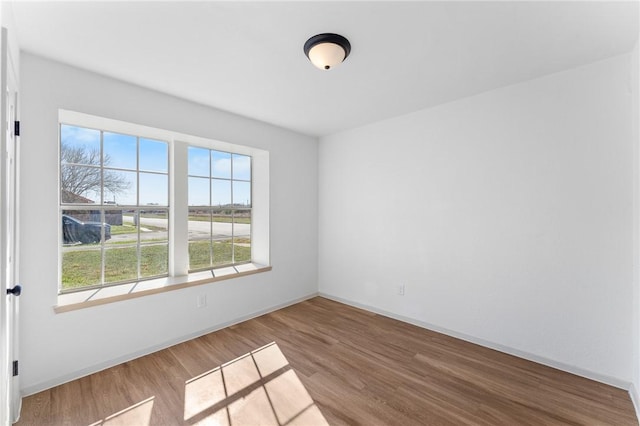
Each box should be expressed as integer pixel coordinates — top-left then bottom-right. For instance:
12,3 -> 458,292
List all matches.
397,284 -> 405,296
197,294 -> 207,308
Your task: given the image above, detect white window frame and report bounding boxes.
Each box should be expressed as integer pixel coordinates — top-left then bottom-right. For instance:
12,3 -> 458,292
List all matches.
56,110 -> 270,311
59,124 -> 171,292
186,146 -> 253,271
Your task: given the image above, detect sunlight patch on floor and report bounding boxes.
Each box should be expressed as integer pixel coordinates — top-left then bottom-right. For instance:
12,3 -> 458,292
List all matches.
89,396 -> 155,426
184,342 -> 328,425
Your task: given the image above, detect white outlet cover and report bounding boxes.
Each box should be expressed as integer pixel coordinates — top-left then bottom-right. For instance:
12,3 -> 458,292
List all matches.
197,294 -> 207,307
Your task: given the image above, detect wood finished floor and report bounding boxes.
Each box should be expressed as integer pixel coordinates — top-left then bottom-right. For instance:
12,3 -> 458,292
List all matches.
17,297 -> 638,425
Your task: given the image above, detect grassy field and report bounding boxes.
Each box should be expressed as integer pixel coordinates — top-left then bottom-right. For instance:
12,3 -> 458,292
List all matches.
188,240 -> 251,270
61,249 -> 102,288
61,240 -> 250,290
110,224 -> 137,235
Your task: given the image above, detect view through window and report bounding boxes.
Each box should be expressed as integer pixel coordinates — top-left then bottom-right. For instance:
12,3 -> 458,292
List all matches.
188,147 -> 252,271
60,124 -> 169,291
59,116 -> 262,296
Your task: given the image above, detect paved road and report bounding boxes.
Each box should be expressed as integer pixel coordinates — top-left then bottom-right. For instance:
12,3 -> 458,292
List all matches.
123,216 -> 250,240
63,217 -> 251,249
109,231 -> 168,244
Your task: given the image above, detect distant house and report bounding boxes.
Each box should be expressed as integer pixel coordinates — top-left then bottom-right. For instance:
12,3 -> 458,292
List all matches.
61,190 -> 123,225
61,189 -> 94,204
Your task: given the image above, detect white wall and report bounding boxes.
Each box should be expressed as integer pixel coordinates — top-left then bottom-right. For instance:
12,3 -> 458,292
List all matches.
2,1 -> 20,80
319,53 -> 635,386
19,53 -> 318,394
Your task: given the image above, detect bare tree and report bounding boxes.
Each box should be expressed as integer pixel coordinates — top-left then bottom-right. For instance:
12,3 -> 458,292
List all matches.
61,142 -> 130,203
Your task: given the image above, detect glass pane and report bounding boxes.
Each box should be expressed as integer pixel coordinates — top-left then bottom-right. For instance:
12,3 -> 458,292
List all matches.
212,209 -> 233,228
213,240 -> 233,266
189,241 -> 212,270
234,211 -> 251,263
60,125 -> 101,166
212,150 -> 231,179
61,246 -> 101,290
139,138 -> 168,173
139,210 -> 169,243
105,246 -> 138,283
212,179 -> 231,207
119,208 -> 137,238
188,208 -> 211,238
60,164 -> 101,203
140,244 -> 168,278
189,177 -> 210,206
62,210 -> 108,244
104,170 -> 136,205
188,146 -> 210,177
107,208 -> 137,245
233,181 -> 251,207
232,154 -> 251,181
140,173 -> 168,206
104,132 -> 137,170
234,242 -> 251,264
188,208 -> 211,270
233,211 -> 251,238
213,209 -> 233,266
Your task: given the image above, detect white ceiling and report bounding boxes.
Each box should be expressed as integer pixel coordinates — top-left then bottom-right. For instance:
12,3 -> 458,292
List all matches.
9,1 -> 639,137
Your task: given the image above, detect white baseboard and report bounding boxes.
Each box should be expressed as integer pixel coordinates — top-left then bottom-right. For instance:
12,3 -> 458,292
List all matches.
630,382 -> 640,421
21,292 -> 319,397
319,292 -> 631,390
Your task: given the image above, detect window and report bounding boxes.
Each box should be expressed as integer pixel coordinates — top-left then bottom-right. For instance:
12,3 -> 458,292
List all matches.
188,147 -> 252,270
57,110 -> 270,303
60,124 -> 169,291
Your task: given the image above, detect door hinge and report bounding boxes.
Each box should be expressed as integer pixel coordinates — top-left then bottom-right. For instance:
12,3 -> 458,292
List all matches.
12,360 -> 18,377
14,121 -> 19,137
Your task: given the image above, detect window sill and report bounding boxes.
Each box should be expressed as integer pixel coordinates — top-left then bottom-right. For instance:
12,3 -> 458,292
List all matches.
54,263 -> 272,313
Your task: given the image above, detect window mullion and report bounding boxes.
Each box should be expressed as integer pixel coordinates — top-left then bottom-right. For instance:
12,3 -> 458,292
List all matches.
209,208 -> 214,269
209,151 -> 214,268
100,130 -> 106,285
136,138 -> 141,279
171,141 -> 189,276
231,156 -> 235,265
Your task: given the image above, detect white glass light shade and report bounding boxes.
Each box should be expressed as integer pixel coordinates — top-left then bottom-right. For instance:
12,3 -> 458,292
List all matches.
308,42 -> 346,70
304,33 -> 351,71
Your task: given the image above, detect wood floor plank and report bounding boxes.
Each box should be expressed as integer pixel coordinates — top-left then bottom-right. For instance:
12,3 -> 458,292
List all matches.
17,297 -> 638,425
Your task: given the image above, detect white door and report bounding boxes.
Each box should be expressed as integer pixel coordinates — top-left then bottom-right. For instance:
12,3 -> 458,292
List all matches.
0,26 -> 20,425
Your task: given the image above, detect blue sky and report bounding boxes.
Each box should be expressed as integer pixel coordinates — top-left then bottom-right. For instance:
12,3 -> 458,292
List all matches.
61,125 -> 169,205
62,125 -> 252,207
188,147 -> 251,207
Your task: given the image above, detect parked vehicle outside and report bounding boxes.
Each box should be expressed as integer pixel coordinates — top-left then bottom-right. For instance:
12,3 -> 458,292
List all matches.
62,214 -> 112,244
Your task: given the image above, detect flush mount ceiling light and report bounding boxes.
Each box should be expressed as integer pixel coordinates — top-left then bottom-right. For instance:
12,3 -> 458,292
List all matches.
304,33 -> 351,70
